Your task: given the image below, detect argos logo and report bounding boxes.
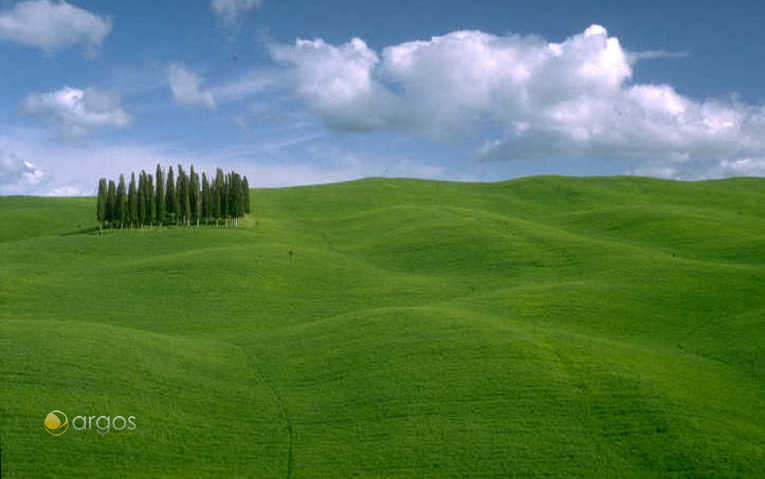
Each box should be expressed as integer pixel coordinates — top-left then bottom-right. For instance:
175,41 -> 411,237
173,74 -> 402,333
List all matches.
44,410 -> 136,436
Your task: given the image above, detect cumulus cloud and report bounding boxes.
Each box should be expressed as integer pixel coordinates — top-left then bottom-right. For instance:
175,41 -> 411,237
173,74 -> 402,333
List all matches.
270,38 -> 402,131
0,0 -> 111,54
268,25 -> 765,178
0,149 -> 45,195
22,87 -> 132,137
210,0 -> 262,23
166,64 -> 216,109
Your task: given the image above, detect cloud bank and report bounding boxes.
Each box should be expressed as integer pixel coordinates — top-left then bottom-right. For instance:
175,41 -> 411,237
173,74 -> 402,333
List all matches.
0,0 -> 111,54
23,87 -> 132,137
268,25 -> 765,178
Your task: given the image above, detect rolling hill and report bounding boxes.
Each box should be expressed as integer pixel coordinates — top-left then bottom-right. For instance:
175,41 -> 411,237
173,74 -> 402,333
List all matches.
1,175 -> 764,477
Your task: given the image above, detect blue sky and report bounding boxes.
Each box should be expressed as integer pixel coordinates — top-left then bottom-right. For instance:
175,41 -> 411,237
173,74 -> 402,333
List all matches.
1,0 -> 765,195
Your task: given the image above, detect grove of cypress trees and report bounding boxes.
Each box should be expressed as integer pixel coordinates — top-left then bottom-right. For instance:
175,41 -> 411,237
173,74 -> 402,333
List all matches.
97,165 -> 252,230
128,172 -> 137,228
116,174 -> 127,229
97,178 -> 107,232
155,164 -> 165,225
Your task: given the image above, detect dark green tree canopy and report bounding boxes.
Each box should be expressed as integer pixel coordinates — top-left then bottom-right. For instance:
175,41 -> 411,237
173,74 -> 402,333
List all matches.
128,172 -> 138,227
106,180 -> 116,224
96,178 -> 107,230
155,164 -> 166,224
116,175 -> 127,228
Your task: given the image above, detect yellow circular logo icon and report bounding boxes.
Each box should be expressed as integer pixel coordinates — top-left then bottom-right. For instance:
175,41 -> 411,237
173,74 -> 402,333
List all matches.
44,410 -> 69,436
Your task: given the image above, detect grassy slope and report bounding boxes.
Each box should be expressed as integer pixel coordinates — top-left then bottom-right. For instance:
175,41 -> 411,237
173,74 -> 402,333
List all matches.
1,176 -> 763,477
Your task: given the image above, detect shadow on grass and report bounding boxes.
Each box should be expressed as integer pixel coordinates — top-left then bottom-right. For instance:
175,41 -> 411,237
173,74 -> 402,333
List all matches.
60,226 -> 99,236
59,219 -> 255,237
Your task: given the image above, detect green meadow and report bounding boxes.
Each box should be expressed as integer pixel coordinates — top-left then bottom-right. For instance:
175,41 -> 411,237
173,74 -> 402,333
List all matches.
1,175 -> 764,477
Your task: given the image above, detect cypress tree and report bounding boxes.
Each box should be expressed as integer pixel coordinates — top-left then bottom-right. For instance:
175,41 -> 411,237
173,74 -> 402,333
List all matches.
116,174 -> 127,229
241,176 -> 250,215
208,173 -> 214,224
177,165 -> 186,225
145,174 -> 154,227
155,164 -> 165,225
222,170 -> 230,225
128,172 -> 137,228
106,180 -> 116,227
223,173 -> 231,226
214,169 -> 224,226
166,166 -> 176,224
183,174 -> 191,226
96,178 -> 107,232
209,175 -> 216,225
190,166 -> 201,227
137,171 -> 146,228
189,166 -> 196,226
224,172 -> 230,221
228,171 -> 242,226
188,166 -> 195,224
237,173 -> 243,225
201,172 -> 210,224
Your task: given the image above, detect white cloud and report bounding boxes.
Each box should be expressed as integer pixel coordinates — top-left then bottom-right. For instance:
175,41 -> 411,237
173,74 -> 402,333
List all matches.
268,26 -> 765,178
0,0 -> 111,54
210,0 -> 262,23
166,64 -> 216,109
0,149 -> 45,195
270,38 -> 402,131
22,87 -> 132,137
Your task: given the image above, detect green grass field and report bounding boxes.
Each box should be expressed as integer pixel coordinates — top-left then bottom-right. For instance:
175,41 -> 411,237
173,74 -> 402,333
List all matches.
1,175 -> 764,477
